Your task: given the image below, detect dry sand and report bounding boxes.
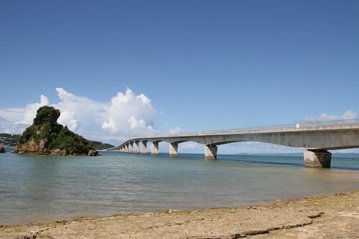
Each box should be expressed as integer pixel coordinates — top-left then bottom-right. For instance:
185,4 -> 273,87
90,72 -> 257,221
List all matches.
1,191 -> 359,239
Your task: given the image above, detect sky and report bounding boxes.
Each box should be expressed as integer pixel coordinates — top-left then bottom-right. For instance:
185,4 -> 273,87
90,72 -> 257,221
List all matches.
0,0 -> 358,153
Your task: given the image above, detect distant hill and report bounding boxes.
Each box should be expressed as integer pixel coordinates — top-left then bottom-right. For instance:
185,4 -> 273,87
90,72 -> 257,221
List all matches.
0,133 -> 20,147
88,140 -> 114,150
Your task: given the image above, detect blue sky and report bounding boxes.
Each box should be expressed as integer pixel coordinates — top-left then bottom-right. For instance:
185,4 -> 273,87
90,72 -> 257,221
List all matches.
0,0 -> 358,151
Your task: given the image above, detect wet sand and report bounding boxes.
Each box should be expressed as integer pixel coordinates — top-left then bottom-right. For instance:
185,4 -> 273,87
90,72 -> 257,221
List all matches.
1,191 -> 359,238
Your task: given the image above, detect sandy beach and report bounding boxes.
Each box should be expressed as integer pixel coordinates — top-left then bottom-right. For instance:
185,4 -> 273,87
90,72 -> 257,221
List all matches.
1,190 -> 359,239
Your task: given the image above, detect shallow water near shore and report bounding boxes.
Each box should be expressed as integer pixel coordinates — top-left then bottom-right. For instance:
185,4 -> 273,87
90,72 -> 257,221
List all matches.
1,150 -> 359,225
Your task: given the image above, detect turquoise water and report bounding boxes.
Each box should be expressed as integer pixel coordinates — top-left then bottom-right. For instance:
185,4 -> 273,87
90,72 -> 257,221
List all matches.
1,150 -> 359,225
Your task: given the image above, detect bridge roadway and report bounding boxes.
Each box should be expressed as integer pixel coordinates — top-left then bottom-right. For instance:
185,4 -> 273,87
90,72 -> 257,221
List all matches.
110,120 -> 359,168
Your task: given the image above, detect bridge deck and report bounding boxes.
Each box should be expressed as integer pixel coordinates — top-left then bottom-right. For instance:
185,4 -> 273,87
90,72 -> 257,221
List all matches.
110,120 -> 359,168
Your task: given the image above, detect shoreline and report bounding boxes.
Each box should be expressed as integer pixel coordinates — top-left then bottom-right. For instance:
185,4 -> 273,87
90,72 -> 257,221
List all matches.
2,190 -> 359,238
0,188 -> 350,227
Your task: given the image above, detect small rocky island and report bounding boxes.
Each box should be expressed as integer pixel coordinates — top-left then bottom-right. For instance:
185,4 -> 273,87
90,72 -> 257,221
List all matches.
15,106 -> 99,156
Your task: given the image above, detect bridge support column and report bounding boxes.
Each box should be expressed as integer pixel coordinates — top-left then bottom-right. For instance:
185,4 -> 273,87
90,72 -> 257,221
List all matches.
304,150 -> 331,168
169,143 -> 178,157
129,142 -> 134,153
125,144 -> 129,153
133,141 -> 139,153
140,141 -> 147,154
152,142 -> 159,155
204,145 -> 217,160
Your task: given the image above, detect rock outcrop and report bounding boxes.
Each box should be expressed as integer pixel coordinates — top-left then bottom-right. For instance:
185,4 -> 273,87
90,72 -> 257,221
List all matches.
0,146 -> 5,153
88,150 -> 99,156
16,106 -> 98,156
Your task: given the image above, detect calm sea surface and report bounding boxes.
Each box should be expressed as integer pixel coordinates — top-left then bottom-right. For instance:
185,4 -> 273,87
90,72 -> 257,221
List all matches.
1,150 -> 359,225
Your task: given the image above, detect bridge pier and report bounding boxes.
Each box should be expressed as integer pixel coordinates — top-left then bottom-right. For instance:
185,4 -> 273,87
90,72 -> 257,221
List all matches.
129,142 -> 134,153
140,141 -> 147,154
133,141 -> 139,153
204,145 -> 217,160
152,142 -> 159,155
304,150 -> 331,168
169,142 -> 178,157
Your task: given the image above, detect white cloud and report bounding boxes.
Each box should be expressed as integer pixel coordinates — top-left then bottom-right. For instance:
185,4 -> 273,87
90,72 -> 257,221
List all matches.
0,108 -> 25,124
102,88 -> 157,136
0,95 -> 49,126
0,87 -> 158,144
305,110 -> 358,122
54,88 -> 106,134
58,110 -> 79,131
0,116 -> 28,134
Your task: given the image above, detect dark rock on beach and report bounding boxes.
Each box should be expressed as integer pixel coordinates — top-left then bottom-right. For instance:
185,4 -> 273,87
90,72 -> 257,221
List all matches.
50,149 -> 67,156
88,150 -> 99,156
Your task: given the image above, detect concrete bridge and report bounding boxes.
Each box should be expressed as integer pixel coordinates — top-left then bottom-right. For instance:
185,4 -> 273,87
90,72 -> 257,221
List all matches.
110,120 -> 359,168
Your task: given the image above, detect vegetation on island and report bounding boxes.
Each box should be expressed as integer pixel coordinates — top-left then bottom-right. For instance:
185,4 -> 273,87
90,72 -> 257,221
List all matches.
16,106 -> 98,155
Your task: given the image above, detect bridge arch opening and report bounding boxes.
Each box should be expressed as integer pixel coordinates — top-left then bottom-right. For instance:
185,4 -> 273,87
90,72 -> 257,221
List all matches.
156,140 -> 203,157
216,142 -> 304,155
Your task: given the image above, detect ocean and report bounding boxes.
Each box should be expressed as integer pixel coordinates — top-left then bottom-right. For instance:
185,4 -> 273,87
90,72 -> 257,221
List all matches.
1,150 -> 359,225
